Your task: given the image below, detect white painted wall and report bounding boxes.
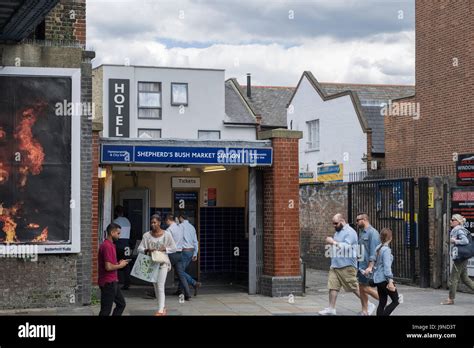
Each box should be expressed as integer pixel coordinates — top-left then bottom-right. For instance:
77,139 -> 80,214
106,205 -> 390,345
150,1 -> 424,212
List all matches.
287,75 -> 367,181
100,65 -> 256,141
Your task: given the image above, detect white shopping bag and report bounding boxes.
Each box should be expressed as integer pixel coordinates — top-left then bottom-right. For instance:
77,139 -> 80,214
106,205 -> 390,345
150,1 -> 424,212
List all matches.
130,253 -> 160,283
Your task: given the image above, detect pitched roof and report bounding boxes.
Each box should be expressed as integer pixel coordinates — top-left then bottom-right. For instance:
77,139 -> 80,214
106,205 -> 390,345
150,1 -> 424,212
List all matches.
319,82 -> 415,154
287,71 -> 370,133
224,79 -> 257,125
245,86 -> 295,128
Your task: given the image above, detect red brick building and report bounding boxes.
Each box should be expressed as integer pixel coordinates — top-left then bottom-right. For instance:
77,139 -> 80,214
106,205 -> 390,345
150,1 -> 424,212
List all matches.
385,0 -> 474,170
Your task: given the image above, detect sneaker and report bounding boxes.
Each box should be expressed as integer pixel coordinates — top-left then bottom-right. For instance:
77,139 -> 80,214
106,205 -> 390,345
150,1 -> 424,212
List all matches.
367,302 -> 376,316
318,307 -> 336,315
398,294 -> 404,304
193,282 -> 202,296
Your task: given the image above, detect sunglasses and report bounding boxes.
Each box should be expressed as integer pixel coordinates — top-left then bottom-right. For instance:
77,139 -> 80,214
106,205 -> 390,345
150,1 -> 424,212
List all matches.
332,222 -> 340,225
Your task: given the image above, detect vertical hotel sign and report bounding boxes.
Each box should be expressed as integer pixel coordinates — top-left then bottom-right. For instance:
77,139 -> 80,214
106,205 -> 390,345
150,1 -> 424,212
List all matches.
109,79 -> 130,137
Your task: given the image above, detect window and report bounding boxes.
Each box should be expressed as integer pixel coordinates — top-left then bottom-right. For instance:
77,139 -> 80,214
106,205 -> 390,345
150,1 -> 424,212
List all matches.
138,82 -> 161,119
198,130 -> 221,140
138,129 -> 161,139
171,83 -> 188,106
306,120 -> 319,150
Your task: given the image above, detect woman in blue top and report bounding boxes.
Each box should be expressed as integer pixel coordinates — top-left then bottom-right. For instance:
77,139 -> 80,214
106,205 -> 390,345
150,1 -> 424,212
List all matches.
373,228 -> 399,316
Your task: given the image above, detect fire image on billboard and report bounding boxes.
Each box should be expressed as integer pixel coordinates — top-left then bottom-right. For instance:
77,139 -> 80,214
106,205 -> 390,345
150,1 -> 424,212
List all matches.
0,76 -> 71,245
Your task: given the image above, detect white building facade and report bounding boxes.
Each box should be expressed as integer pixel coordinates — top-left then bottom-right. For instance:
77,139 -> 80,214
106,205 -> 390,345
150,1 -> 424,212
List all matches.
95,65 -> 256,141
287,71 -> 369,182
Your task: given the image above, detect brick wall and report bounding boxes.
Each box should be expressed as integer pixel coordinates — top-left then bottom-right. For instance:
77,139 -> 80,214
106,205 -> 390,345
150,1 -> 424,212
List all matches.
299,183 -> 348,269
385,0 -> 474,169
263,137 -> 301,277
45,0 -> 86,45
91,131 -> 100,285
0,45 -> 94,309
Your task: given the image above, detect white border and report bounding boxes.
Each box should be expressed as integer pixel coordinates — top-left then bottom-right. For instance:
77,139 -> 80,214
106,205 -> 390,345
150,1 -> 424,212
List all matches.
0,67 -> 81,254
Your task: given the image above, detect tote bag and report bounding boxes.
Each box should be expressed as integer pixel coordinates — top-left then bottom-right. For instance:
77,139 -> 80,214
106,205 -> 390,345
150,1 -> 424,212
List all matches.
130,253 -> 160,283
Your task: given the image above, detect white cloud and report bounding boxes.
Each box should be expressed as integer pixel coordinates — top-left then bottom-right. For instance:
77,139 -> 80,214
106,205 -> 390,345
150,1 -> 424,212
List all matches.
89,30 -> 415,86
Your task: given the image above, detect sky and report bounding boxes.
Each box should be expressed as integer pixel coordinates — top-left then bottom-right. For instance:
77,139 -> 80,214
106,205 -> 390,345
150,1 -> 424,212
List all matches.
87,0 -> 415,86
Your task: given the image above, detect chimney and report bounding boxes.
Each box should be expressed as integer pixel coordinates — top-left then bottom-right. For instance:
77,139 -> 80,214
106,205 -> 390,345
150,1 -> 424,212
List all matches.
246,73 -> 251,99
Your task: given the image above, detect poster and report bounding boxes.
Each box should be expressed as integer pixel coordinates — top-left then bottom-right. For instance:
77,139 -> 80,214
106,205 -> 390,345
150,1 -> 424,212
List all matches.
208,188 -> 216,207
456,154 -> 474,186
451,188 -> 474,276
0,68 -> 81,253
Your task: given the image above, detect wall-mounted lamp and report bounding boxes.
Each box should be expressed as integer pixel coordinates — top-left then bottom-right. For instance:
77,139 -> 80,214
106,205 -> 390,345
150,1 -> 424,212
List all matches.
98,167 -> 107,178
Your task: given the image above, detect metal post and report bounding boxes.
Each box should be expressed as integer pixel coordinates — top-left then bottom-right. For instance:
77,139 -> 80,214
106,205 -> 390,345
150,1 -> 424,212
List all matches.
418,177 -> 430,287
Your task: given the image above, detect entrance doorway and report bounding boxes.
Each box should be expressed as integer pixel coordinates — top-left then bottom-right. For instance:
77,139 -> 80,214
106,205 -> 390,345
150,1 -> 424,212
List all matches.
173,190 -> 199,281
119,188 -> 150,247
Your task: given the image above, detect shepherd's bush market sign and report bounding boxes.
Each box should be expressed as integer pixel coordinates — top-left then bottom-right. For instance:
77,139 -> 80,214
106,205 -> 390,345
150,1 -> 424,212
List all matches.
101,145 -> 273,166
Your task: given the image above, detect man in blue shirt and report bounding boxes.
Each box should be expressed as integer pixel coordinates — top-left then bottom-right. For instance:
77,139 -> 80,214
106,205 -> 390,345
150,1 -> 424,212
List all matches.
356,213 -> 380,315
319,213 -> 361,315
178,213 -> 202,296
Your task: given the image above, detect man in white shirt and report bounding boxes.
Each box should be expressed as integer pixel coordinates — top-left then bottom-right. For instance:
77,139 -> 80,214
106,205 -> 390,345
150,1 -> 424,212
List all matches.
113,205 -> 132,290
178,213 -> 202,296
165,214 -> 192,300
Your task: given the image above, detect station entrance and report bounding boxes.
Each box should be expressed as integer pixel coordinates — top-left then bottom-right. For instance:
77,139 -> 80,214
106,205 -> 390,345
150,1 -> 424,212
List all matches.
109,165 -> 251,291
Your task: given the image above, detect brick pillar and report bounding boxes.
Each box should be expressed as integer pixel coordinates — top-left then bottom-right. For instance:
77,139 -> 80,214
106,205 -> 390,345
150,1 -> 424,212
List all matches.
91,130 -> 101,285
258,129 -> 303,297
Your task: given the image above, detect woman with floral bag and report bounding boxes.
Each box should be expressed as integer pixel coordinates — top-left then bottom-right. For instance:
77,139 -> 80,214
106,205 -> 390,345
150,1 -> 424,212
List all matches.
138,214 -> 176,316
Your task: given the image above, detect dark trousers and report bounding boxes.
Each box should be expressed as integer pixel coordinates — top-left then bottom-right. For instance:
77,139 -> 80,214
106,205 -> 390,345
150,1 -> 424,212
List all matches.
169,252 -> 191,298
99,282 -> 126,316
376,281 -> 399,316
115,239 -> 131,287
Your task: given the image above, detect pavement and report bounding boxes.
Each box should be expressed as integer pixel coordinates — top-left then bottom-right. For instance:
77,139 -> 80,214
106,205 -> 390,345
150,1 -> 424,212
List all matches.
1,269 -> 473,316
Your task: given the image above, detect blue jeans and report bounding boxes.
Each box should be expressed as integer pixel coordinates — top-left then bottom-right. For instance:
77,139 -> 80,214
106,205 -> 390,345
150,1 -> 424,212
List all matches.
180,250 -> 196,288
169,252 -> 191,298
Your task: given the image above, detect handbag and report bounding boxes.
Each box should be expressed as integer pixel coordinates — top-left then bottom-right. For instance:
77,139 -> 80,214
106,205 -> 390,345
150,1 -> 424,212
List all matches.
130,253 -> 160,283
151,250 -> 169,264
367,270 -> 376,287
453,229 -> 474,260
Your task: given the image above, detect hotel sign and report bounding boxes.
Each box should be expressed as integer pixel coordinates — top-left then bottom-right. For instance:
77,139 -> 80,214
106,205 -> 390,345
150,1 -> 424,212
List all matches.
109,79 -> 130,137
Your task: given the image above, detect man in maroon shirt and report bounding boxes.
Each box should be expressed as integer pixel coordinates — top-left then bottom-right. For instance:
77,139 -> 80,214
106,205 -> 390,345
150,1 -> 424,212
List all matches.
98,223 -> 129,316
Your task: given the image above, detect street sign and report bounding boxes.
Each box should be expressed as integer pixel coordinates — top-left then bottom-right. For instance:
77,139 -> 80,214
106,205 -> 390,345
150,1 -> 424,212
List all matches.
101,144 -> 273,166
456,153 -> 474,186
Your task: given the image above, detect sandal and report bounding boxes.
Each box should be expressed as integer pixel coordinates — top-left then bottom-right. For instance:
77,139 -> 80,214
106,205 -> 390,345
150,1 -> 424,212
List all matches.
154,308 -> 167,316
440,299 -> 454,305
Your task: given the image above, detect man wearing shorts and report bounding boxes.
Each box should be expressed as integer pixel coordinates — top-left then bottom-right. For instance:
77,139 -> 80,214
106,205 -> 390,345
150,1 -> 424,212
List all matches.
319,213 -> 361,315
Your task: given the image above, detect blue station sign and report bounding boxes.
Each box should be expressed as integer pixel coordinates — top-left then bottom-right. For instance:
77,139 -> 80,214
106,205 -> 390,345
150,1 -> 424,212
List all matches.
101,144 -> 273,166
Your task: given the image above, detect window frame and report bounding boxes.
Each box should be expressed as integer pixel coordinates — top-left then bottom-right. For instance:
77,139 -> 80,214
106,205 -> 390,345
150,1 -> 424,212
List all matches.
197,130 -> 221,140
137,128 -> 162,139
137,81 -> 162,119
171,82 -> 189,107
306,119 -> 320,151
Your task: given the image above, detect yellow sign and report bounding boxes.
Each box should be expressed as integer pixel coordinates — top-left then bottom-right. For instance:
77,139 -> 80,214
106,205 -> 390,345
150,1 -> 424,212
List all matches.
428,187 -> 434,208
317,164 -> 343,183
